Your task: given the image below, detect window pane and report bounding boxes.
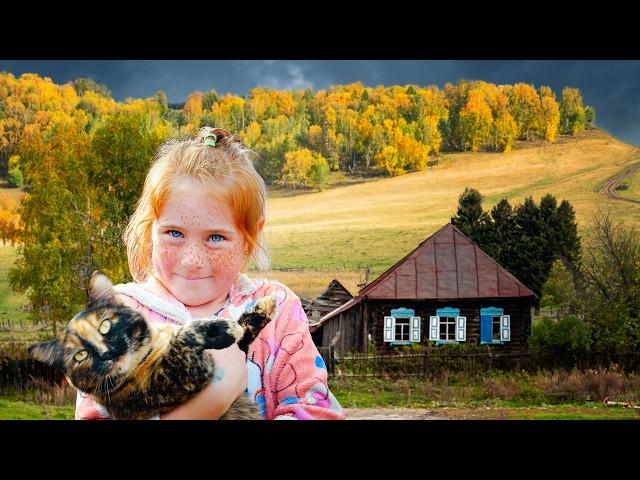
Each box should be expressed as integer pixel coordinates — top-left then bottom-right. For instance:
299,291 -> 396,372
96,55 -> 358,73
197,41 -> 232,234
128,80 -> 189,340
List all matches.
492,316 -> 501,340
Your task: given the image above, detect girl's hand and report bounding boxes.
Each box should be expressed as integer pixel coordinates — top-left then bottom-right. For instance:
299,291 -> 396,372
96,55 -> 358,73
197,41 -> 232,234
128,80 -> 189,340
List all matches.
160,344 -> 248,420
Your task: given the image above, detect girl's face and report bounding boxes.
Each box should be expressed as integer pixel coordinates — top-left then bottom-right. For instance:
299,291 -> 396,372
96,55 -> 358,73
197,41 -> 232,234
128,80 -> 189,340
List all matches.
151,177 -> 248,307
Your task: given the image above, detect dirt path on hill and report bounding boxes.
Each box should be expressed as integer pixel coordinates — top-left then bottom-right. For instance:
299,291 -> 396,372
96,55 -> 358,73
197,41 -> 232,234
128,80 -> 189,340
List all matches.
603,156 -> 640,204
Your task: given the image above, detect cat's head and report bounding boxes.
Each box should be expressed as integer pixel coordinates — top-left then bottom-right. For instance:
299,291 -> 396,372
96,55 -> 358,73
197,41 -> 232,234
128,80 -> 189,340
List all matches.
28,272 -> 151,396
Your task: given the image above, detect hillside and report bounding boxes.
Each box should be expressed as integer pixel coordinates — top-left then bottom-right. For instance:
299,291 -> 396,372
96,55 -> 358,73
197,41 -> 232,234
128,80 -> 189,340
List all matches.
2,128 -> 639,302
264,128 -> 640,287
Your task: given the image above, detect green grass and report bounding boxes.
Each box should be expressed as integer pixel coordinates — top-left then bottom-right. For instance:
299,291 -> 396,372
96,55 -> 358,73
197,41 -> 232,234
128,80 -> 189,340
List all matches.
621,167 -> 640,201
506,405 -> 639,420
0,245 -> 30,324
0,398 -> 74,420
429,403 -> 640,420
330,374 -> 640,419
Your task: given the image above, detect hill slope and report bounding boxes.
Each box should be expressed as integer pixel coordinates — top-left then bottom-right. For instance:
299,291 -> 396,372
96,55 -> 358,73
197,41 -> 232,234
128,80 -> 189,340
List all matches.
265,128 -> 640,278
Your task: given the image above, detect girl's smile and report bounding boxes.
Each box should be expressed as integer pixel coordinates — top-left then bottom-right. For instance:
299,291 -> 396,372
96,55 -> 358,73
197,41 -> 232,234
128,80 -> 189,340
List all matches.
149,176 -> 248,311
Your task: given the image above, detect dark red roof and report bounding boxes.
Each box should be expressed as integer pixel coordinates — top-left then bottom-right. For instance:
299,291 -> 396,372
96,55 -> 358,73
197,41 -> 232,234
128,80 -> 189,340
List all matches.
359,223 -> 536,300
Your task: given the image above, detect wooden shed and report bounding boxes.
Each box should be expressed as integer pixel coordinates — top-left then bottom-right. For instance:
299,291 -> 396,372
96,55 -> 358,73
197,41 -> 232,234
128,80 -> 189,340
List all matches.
310,223 -> 538,355
304,279 -> 353,323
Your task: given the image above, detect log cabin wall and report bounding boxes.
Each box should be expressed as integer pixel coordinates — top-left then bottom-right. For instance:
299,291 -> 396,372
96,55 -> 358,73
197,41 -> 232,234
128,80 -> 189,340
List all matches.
367,297 -> 532,355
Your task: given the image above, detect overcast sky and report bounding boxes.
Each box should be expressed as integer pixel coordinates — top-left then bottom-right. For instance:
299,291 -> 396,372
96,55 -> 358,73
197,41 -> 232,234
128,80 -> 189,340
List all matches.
2,60 -> 639,146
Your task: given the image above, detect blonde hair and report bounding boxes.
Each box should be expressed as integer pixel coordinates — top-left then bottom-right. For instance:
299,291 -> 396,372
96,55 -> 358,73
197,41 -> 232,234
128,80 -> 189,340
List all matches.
124,126 -> 269,282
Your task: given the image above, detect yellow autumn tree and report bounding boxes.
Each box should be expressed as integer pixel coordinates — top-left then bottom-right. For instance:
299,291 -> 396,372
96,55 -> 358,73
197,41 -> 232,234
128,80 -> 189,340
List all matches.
210,95 -> 246,132
276,146 -> 332,191
182,91 -> 204,132
459,88 -> 493,151
538,86 -> 560,143
509,83 -> 541,141
493,112 -> 519,153
375,145 -> 402,176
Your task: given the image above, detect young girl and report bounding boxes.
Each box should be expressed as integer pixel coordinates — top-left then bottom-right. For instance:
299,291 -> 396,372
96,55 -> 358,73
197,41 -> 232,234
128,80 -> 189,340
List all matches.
75,127 -> 345,420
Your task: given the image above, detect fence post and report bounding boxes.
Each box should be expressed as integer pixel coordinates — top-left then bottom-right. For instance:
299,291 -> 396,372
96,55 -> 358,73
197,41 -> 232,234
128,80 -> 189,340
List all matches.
330,346 -> 336,376
423,348 -> 430,378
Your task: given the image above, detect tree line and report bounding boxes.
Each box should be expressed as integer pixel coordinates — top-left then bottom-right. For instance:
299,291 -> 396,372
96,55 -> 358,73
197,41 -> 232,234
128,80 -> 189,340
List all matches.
1,73 -> 595,190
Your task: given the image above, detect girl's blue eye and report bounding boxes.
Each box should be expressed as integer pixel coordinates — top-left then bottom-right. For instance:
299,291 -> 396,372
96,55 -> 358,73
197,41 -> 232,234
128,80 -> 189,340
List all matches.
168,230 -> 182,238
210,234 -> 224,243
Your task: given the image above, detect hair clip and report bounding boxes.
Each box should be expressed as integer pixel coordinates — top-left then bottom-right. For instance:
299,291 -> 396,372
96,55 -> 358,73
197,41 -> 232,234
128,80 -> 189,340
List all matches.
204,132 -> 218,147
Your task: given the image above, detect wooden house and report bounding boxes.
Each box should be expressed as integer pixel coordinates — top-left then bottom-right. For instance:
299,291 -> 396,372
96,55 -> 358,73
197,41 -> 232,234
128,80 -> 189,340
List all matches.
309,223 -> 538,355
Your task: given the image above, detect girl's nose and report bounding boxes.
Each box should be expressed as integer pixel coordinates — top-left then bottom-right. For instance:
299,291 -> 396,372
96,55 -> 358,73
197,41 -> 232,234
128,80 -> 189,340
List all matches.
180,243 -> 205,269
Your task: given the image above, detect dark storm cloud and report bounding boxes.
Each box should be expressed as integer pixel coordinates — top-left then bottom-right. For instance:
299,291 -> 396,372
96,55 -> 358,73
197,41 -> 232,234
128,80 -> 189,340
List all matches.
2,60 -> 639,145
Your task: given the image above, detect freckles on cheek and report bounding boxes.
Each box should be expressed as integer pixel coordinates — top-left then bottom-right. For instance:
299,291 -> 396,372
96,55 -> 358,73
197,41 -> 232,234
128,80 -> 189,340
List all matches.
204,246 -> 244,274
154,244 -> 180,266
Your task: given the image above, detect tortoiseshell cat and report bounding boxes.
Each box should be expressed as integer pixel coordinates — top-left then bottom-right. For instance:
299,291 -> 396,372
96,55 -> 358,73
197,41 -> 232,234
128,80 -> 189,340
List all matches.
28,272 -> 276,420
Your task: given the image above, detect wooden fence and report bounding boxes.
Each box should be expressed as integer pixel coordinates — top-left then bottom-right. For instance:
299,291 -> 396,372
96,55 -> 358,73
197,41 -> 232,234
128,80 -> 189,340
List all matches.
0,343 -> 64,391
322,349 -> 640,378
2,342 -> 640,390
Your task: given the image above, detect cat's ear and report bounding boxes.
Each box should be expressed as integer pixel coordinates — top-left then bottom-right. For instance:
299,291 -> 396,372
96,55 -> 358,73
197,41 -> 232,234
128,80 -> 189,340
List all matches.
88,271 -> 116,307
27,340 -> 65,372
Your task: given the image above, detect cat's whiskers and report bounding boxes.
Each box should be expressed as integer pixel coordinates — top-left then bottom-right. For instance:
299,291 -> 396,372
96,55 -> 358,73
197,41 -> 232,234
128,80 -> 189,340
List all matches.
106,375 -> 114,406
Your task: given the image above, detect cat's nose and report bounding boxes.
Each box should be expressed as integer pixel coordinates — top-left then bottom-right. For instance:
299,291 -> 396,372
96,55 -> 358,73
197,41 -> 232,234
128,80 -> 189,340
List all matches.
104,360 -> 114,369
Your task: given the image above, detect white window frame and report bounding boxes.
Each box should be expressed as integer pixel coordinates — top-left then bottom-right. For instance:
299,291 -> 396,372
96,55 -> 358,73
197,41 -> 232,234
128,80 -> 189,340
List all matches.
491,315 -> 502,341
501,315 -> 511,341
410,316 -> 421,342
429,316 -> 439,341
430,314 -> 466,343
384,316 -> 395,342
394,316 -> 411,341
384,315 -> 422,344
457,316 -> 466,342
439,315 -> 457,341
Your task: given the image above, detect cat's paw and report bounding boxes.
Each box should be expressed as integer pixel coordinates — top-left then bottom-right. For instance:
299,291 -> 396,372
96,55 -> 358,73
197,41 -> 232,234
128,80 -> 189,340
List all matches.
247,296 -> 277,319
238,296 -> 277,335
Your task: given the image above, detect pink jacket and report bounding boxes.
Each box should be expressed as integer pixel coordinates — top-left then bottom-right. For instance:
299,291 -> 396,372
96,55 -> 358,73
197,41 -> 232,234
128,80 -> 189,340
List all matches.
74,273 -> 345,420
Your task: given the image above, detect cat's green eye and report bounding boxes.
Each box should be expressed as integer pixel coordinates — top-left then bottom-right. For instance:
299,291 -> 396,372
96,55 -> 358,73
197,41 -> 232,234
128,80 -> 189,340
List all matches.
74,350 -> 88,363
99,320 -> 111,335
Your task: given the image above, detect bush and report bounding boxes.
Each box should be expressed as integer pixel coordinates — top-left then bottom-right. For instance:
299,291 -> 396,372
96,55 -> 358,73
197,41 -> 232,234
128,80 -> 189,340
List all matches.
529,315 -> 591,369
7,167 -> 23,188
534,368 -> 636,403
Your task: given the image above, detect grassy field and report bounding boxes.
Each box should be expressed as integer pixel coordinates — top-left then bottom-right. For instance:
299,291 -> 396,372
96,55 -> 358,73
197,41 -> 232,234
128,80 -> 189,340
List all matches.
427,404 -> 640,420
0,245 -> 32,328
329,371 -> 640,419
620,167 -> 640,201
264,129 -> 640,277
3,368 -> 640,420
0,398 -> 74,420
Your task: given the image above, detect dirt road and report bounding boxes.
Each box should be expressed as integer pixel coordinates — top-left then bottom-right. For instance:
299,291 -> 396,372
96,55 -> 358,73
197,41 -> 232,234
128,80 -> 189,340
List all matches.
343,408 -> 445,420
603,157 -> 640,204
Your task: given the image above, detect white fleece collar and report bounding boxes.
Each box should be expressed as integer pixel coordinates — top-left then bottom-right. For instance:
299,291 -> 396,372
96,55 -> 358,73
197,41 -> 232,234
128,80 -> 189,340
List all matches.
113,273 -> 257,324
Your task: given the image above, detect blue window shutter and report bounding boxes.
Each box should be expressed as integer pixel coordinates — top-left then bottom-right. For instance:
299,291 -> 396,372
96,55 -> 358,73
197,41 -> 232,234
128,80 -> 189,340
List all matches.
480,307 -> 503,344
480,314 -> 492,344
384,316 -> 395,342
